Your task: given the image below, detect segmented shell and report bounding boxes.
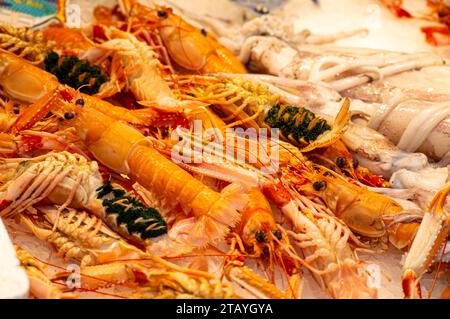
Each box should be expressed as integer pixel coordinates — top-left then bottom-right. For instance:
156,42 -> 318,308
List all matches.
0,25 -> 50,64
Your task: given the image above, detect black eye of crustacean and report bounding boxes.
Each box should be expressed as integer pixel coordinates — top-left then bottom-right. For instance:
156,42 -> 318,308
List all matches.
64,112 -> 75,120
75,98 -> 85,108
255,230 -> 267,243
157,10 -> 168,19
273,230 -> 282,240
336,157 -> 347,168
313,180 -> 327,191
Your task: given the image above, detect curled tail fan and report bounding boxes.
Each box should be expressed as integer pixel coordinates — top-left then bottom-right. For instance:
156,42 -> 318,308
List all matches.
211,182 -> 248,225
146,216 -> 226,256
329,263 -> 378,299
191,216 -> 230,246
147,234 -> 197,258
190,183 -> 248,246
299,98 -> 350,153
147,218 -> 199,257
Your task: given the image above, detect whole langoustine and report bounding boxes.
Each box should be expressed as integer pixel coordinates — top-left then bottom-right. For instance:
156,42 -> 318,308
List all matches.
117,0 -> 247,74
68,100 -> 245,247
178,75 -> 350,153
81,26 -> 191,108
286,162 -> 422,250
0,49 -> 161,131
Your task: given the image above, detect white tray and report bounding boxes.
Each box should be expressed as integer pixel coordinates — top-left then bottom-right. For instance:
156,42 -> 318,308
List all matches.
0,219 -> 29,299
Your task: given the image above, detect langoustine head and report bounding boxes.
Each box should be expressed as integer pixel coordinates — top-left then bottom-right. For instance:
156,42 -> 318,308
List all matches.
118,0 -> 247,73
238,188 -> 283,257
289,164 -> 403,238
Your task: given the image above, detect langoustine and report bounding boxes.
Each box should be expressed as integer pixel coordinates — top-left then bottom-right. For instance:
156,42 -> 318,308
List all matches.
177,75 -> 350,153
15,230 -> 237,299
94,0 -> 248,75
0,49 -> 172,131
223,187 -> 302,299
39,25 -> 183,107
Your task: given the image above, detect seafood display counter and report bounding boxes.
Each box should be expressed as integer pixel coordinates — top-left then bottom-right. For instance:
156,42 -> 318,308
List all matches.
0,0 -> 449,299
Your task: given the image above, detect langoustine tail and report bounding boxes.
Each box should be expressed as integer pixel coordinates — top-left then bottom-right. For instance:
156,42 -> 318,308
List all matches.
190,183 -> 248,246
148,183 -> 247,255
328,262 -> 378,299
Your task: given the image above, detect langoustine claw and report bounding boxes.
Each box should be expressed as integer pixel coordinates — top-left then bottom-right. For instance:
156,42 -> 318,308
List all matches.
402,184 -> 450,298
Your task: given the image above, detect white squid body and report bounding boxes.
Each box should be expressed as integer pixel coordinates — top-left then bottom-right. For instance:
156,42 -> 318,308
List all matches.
342,67 -> 450,162
342,124 -> 449,200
